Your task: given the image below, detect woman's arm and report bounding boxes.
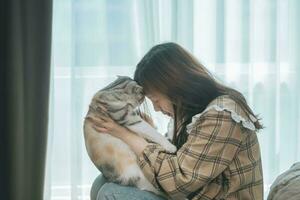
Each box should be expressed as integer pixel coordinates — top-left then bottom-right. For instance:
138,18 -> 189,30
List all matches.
86,115 -> 149,156
115,127 -> 150,156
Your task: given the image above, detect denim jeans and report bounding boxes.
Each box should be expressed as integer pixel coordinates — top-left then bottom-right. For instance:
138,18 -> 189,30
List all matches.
90,175 -> 167,200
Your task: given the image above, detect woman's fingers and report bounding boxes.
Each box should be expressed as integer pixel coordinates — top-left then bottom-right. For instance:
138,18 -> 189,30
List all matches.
87,114 -> 112,122
98,115 -> 113,122
86,117 -> 109,132
93,126 -> 108,133
86,116 -> 114,130
85,115 -> 122,136
86,116 -> 104,125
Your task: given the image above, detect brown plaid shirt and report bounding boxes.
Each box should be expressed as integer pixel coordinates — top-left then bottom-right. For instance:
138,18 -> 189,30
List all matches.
138,95 -> 263,200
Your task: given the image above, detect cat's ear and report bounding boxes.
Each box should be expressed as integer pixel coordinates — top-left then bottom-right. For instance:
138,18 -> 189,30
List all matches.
136,83 -> 145,94
116,75 -> 133,80
116,75 -> 129,79
136,85 -> 143,92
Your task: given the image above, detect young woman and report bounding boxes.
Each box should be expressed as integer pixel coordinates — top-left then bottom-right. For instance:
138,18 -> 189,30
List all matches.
89,42 -> 264,200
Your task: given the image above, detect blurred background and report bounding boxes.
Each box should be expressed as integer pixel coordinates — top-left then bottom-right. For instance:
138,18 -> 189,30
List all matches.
44,0 -> 300,199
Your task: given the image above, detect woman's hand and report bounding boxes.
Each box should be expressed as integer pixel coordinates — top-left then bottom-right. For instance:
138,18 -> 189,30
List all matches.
86,115 -> 127,139
86,114 -> 149,156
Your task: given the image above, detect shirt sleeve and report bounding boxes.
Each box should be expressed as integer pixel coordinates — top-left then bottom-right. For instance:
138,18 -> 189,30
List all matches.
137,108 -> 244,200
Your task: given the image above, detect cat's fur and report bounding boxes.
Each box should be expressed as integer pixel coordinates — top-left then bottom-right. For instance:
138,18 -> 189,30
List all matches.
83,76 -> 177,196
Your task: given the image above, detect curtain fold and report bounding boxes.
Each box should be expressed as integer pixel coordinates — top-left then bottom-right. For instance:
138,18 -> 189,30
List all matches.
0,0 -> 53,200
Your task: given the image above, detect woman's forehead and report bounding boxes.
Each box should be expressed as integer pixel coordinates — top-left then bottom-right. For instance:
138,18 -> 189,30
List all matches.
141,83 -> 162,97
143,86 -> 167,99
146,91 -> 166,100
145,90 -> 159,97
145,93 -> 155,98
144,89 -> 155,97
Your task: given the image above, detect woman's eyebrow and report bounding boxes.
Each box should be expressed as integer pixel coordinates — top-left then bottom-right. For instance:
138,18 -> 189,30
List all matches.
146,94 -> 156,99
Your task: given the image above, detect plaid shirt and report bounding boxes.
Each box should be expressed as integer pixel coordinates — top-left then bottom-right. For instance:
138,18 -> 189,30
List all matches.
138,95 -> 263,200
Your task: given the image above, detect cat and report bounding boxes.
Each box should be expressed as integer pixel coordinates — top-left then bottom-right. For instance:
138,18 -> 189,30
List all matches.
83,75 -> 177,196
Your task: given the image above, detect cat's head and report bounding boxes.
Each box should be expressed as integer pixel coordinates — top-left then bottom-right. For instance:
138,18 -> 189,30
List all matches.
93,76 -> 145,124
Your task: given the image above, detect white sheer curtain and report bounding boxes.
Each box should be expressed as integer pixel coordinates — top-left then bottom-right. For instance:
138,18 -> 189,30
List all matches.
44,0 -> 300,199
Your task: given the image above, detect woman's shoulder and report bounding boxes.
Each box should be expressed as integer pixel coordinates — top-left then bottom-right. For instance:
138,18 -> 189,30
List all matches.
207,95 -> 256,121
186,95 -> 258,133
207,95 -> 247,113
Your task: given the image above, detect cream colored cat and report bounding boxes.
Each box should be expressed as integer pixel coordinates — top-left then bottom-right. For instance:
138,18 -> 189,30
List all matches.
83,76 -> 176,196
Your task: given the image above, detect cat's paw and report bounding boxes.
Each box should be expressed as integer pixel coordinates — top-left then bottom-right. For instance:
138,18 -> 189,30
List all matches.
161,141 -> 177,153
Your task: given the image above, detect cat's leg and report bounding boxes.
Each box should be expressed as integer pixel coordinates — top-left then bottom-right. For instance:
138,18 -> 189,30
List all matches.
112,161 -> 164,197
116,161 -> 142,186
135,170 -> 166,197
84,122 -> 142,185
127,120 -> 177,153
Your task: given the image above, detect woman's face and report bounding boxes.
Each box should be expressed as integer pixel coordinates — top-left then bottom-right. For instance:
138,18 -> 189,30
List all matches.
145,91 -> 174,118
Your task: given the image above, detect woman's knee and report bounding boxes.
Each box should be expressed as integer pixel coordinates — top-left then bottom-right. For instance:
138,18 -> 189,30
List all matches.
97,183 -> 121,200
90,175 -> 108,200
96,182 -> 167,200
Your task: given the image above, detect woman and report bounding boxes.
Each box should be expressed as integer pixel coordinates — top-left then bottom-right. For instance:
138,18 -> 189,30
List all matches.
90,42 -> 264,200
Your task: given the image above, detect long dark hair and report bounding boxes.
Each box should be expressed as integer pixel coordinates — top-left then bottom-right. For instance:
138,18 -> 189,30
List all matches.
134,42 -> 263,148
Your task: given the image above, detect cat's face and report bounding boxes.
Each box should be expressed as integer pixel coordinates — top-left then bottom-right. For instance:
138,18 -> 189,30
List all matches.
97,76 -> 145,113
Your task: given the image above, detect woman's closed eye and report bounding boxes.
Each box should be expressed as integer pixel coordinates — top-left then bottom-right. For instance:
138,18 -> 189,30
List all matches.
148,97 -> 159,106
148,96 -> 158,102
